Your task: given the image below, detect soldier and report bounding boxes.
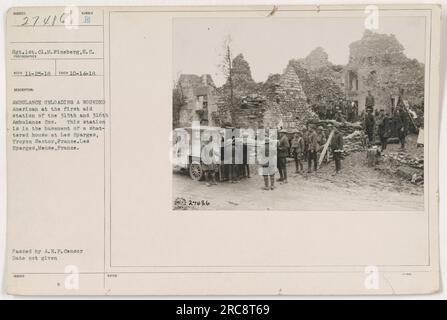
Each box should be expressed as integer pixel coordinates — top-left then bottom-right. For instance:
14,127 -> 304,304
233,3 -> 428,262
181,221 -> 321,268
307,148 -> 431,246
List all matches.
302,127 -> 309,162
242,132 -> 251,178
307,125 -> 319,173
394,106 -> 409,149
224,137 -> 238,183
377,109 -> 392,151
338,98 -> 346,117
260,137 -> 276,190
365,90 -> 375,112
202,136 -> 219,186
316,126 -> 326,149
291,131 -> 304,173
346,100 -> 353,122
277,129 -> 290,183
352,101 -> 359,122
335,110 -> 344,123
331,127 -> 344,174
318,101 -> 327,120
364,108 -> 375,144
326,101 -> 334,120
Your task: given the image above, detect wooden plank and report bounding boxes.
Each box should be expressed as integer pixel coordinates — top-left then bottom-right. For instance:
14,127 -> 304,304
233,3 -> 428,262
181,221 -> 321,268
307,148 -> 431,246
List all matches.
318,129 -> 335,166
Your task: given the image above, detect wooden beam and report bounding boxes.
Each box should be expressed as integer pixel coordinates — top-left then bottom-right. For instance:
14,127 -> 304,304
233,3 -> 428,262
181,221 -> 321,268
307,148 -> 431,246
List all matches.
318,129 -> 335,167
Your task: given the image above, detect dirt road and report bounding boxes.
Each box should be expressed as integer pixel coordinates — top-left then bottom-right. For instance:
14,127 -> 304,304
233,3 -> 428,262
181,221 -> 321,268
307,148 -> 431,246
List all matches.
173,150 -> 424,211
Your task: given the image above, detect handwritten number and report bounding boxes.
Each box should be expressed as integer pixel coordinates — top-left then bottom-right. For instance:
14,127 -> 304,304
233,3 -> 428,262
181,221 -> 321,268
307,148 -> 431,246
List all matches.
20,16 -> 29,26
32,16 -> 39,27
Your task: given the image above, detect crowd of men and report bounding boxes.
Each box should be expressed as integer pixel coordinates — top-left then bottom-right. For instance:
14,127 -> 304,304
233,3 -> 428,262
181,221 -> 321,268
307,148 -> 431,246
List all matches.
200,124 -> 343,189
312,96 -> 359,123
200,91 -> 411,190
262,125 -> 343,190
362,91 -> 410,150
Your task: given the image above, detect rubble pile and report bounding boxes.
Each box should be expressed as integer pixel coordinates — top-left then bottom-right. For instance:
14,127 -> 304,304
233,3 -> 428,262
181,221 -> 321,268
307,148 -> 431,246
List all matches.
266,64 -> 318,130
232,94 -> 268,128
312,120 -> 363,135
288,59 -> 345,107
380,152 -> 424,185
342,130 -> 366,154
383,152 -> 424,169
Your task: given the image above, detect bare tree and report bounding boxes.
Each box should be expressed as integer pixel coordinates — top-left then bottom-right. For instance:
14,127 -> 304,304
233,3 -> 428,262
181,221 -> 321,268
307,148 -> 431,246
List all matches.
219,35 -> 234,121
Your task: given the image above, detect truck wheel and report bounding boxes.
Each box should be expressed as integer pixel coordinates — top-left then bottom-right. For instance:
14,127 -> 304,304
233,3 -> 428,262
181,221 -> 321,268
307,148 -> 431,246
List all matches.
189,162 -> 203,181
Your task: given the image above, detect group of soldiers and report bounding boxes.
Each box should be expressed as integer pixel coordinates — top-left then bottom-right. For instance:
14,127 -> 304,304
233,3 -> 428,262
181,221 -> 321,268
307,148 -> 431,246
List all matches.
200,90 -> 411,189
362,91 -> 410,151
261,124 -> 343,191
200,124 -> 344,190
312,96 -> 359,123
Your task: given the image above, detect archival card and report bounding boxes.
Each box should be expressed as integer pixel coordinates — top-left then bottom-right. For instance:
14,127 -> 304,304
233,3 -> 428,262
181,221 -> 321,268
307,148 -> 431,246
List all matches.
6,4 -> 442,295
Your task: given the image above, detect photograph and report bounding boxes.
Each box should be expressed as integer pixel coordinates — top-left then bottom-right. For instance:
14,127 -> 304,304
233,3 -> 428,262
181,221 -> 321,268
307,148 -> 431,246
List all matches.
2,3 -> 443,298
172,17 -> 426,211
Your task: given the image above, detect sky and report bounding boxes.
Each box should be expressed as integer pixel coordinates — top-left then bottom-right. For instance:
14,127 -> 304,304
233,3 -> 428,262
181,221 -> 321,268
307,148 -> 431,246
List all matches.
173,16 -> 426,86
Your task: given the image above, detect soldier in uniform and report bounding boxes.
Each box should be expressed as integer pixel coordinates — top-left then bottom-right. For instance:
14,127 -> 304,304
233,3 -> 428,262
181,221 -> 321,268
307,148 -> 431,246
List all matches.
259,137 -> 276,190
346,100 -> 353,122
277,129 -> 290,183
307,125 -> 319,173
330,127 -> 344,174
302,127 -> 309,162
326,101 -> 334,120
377,109 -> 392,151
394,106 -> 409,149
318,101 -> 327,120
338,98 -> 346,118
291,131 -> 304,173
316,126 -> 326,149
365,90 -> 375,112
353,101 -> 359,122
364,108 -> 376,144
202,136 -> 219,186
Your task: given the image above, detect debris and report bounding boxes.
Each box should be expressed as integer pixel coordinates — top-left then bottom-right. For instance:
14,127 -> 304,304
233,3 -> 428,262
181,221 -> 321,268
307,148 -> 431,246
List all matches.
343,130 -> 366,154
383,152 -> 424,169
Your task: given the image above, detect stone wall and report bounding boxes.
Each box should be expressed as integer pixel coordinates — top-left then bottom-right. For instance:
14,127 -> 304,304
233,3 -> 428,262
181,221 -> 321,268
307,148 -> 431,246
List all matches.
345,30 -> 424,113
173,74 -> 218,128
214,64 -> 316,130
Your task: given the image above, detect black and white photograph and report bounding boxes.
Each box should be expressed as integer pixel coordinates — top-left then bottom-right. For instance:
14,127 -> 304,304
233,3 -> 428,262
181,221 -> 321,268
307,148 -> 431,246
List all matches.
2,3 -> 443,298
172,16 -> 426,211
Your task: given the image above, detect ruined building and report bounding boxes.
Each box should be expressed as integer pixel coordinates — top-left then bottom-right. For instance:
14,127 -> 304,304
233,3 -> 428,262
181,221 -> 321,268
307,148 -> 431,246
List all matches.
289,47 -> 345,107
344,30 -> 425,113
213,61 -> 317,130
173,30 -> 424,129
173,74 -> 218,128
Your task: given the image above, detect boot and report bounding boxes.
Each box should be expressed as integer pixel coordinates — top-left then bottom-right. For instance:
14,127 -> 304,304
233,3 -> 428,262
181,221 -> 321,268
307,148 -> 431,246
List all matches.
263,176 -> 270,190
283,170 -> 288,184
277,171 -> 284,182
